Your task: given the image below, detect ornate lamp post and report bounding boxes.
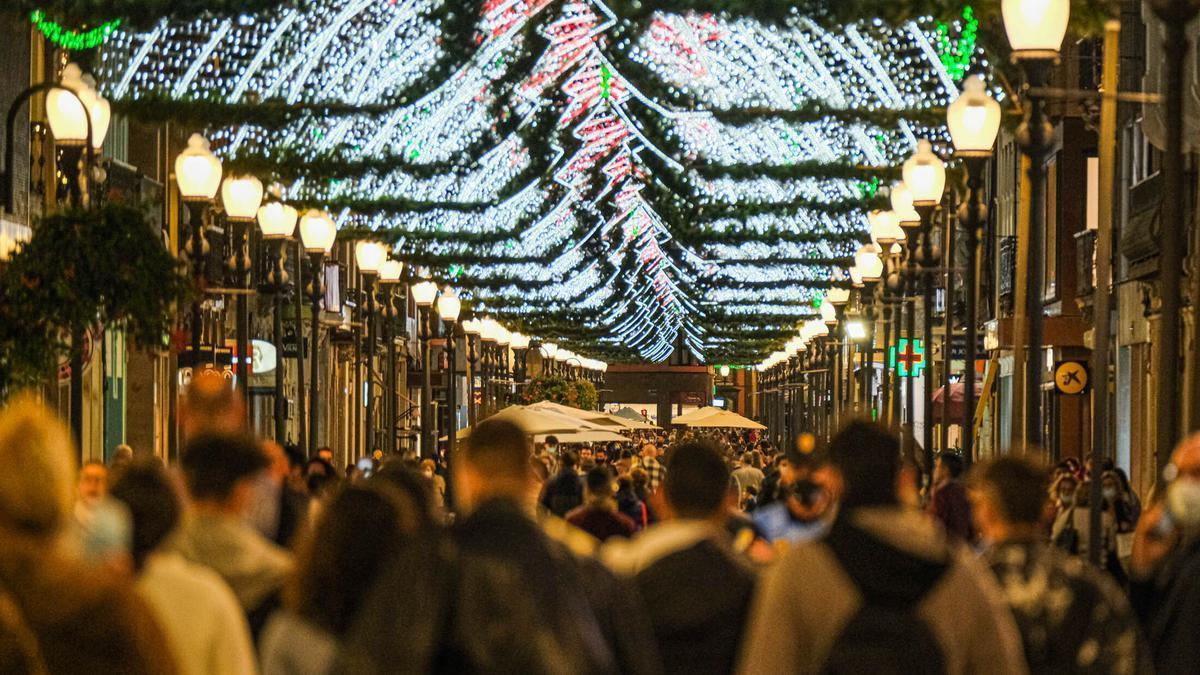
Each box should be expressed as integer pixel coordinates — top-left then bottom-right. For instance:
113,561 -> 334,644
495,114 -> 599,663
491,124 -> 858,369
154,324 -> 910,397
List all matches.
947,75 -> 1001,463
411,279 -> 439,457
496,326 -> 512,407
438,286 -> 461,463
871,210 -> 904,425
377,259 -> 404,455
256,200 -> 297,442
541,342 -> 559,378
511,332 -> 531,388
299,209 -> 335,454
856,242 -> 884,416
479,318 -> 500,415
462,317 -> 482,427
1003,0 -> 1068,448
902,140 -> 946,459
175,134 -> 223,379
219,175 -> 263,406
354,241 -> 386,453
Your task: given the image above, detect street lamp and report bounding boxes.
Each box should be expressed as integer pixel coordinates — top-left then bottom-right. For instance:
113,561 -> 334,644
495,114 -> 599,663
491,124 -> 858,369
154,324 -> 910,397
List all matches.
256,200 -> 296,443
412,279 -> 439,457
1003,0 -> 1067,448
462,317 -> 482,428
355,241 -> 386,454
479,317 -> 500,416
438,286 -> 461,465
496,326 -> 512,406
299,209 -> 335,455
948,75 -> 1001,463
219,175 -> 263,406
510,332 -> 531,386
902,140 -> 945,459
377,258 -> 403,456
176,134 -> 223,368
541,341 -> 559,377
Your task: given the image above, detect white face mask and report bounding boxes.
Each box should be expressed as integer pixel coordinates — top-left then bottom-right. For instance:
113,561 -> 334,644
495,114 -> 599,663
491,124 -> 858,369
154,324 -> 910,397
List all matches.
1102,487 -> 1118,502
1167,478 -> 1200,529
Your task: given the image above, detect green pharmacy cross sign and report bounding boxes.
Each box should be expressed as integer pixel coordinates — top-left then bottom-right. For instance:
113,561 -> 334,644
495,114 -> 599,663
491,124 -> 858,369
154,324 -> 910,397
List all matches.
888,338 -> 926,378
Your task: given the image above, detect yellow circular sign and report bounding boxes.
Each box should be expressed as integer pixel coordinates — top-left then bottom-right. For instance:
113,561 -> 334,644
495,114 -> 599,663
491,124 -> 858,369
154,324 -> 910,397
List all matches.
1054,361 -> 1089,395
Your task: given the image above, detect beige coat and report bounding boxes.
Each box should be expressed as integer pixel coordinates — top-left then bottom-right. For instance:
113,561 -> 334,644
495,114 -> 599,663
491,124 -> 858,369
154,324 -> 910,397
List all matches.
737,506 -> 1027,675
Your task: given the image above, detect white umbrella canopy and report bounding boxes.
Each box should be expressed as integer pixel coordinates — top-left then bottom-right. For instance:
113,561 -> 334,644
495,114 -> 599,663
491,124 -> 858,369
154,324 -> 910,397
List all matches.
670,406 -> 724,425
452,404 -> 613,439
611,407 -> 662,429
527,401 -> 624,426
534,430 -> 631,444
683,409 -> 767,430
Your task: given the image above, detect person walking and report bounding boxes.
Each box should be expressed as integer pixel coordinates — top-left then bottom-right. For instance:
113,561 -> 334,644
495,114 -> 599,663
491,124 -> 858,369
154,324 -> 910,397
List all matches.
539,449 -> 584,517
567,467 -> 637,542
927,453 -> 974,544
603,439 -> 756,675
731,451 -> 765,504
1131,433 -> 1200,673
967,456 -> 1150,674
174,433 -> 293,640
737,420 -> 1025,675
110,460 -> 257,675
640,443 -> 666,493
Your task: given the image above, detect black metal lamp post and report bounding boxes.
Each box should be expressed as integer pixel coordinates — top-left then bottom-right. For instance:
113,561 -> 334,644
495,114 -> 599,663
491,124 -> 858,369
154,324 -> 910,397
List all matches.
412,279 -> 440,458
463,318 -> 482,428
437,286 -> 461,465
946,75 -> 1002,463
257,202 -> 299,443
377,258 -> 404,455
355,242 -> 387,454
220,176 -> 264,407
298,210 -> 336,455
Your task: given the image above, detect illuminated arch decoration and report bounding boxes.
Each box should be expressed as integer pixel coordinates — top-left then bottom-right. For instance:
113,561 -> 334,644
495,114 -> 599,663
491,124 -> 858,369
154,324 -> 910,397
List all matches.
94,0 -> 981,363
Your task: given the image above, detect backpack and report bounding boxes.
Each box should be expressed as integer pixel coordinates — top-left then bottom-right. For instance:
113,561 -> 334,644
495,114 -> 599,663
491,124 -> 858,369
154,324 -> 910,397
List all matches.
820,517 -> 948,675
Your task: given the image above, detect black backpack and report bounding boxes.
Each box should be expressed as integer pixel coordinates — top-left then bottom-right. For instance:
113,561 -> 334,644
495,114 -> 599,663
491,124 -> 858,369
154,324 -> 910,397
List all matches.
820,517 -> 949,675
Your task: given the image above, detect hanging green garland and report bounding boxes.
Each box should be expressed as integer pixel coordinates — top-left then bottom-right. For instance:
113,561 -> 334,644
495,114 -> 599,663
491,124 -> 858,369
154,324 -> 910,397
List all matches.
112,96 -> 393,131
30,10 -> 120,50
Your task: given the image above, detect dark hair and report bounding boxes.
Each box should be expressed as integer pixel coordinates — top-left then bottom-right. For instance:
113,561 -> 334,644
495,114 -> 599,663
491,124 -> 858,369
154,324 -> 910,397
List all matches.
287,484 -> 415,636
969,456 -> 1050,525
828,420 -> 901,509
371,460 -> 436,530
180,434 -> 267,501
585,466 -> 614,494
109,460 -> 181,571
559,450 -> 578,469
460,419 -> 532,480
938,453 -> 965,479
282,444 -> 306,469
545,435 -> 558,446
664,439 -> 729,518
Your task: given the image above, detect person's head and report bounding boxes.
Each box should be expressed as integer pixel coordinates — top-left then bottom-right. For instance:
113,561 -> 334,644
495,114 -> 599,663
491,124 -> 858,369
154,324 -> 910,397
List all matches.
579,446 -> 594,463
662,439 -> 730,520
372,459 -> 436,529
740,451 -> 754,467
180,434 -> 269,514
110,444 -> 134,468
108,459 -> 182,571
316,447 -> 335,464
545,435 -> 559,451
261,441 -> 290,483
287,483 -> 420,637
179,371 -> 245,438
453,418 -> 534,513
0,394 -> 77,542
584,466 -> 615,501
78,460 -> 108,507
1164,433 -> 1200,531
934,453 -> 965,485
631,467 -> 649,493
1101,470 -> 1122,503
595,448 -> 609,464
967,455 -> 1050,544
1053,473 -> 1078,505
641,443 -> 657,460
419,458 -> 437,478
827,419 -> 906,510
559,450 -> 578,471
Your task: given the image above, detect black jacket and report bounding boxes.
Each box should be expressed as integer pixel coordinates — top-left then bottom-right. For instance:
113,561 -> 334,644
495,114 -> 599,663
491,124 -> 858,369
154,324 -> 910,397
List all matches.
1132,537 -> 1200,674
335,498 -> 661,675
540,470 -> 584,517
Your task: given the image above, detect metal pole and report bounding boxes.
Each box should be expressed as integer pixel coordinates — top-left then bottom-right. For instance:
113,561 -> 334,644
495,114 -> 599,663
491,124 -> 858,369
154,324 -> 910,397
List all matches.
309,251 -> 324,456
383,286 -> 396,455
1088,19 -> 1122,566
271,239 -> 286,443
234,222 -> 250,407
962,157 -> 987,463
420,307 -> 434,458
1152,0 -> 1199,469
917,203 -> 938,458
294,239 -> 307,453
906,297 -> 917,449
881,298 -> 892,425
364,275 -> 376,455
466,336 -> 478,428
1017,58 -> 1054,448
445,322 -> 458,466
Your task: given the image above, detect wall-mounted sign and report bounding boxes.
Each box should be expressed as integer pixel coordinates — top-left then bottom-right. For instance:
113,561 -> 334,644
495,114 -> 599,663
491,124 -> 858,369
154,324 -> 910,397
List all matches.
252,339 -> 277,375
1054,361 -> 1089,395
888,338 -> 926,378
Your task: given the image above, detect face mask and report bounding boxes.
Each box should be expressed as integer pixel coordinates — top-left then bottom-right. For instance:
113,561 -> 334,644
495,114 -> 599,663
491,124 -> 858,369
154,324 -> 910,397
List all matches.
1060,494 -> 1074,507
1167,479 -> 1200,529
1102,487 -> 1118,502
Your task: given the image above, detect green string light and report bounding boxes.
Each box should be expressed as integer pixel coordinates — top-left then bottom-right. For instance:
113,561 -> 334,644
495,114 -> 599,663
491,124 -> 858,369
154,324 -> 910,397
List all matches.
600,63 -> 613,100
30,11 -> 120,51
935,6 -> 978,81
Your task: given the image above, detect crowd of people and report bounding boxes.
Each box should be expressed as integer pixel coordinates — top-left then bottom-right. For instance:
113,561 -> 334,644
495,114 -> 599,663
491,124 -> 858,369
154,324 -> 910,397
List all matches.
3,375 -> 1200,674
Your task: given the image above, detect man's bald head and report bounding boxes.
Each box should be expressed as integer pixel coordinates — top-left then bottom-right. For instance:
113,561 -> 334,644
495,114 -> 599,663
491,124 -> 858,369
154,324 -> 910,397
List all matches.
181,371 -> 245,439
1173,433 -> 1200,477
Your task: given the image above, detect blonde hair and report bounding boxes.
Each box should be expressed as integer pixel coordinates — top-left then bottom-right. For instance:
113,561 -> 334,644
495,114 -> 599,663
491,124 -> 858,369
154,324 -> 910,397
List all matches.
0,393 -> 76,537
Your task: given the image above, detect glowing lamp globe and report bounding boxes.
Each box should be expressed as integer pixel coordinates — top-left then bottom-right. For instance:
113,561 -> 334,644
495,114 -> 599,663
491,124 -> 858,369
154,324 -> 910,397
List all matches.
221,175 -> 264,222
848,265 -> 865,288
948,76 -> 1002,157
256,202 -> 297,239
175,133 -> 223,201
808,319 -> 830,338
719,365 -> 731,377
846,319 -> 868,341
77,73 -> 111,150
46,64 -> 89,146
462,318 -> 482,336
378,260 -> 404,284
902,140 -> 946,207
821,299 -> 838,326
827,285 -> 851,307
855,244 -> 884,282
496,327 -> 511,347
411,279 -> 439,306
891,182 -> 921,226
869,210 -> 900,247
510,332 -> 531,350
480,318 -> 500,342
299,209 -> 337,253
354,241 -> 387,275
541,342 -> 559,359
437,286 -> 461,321
1002,0 -> 1070,61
